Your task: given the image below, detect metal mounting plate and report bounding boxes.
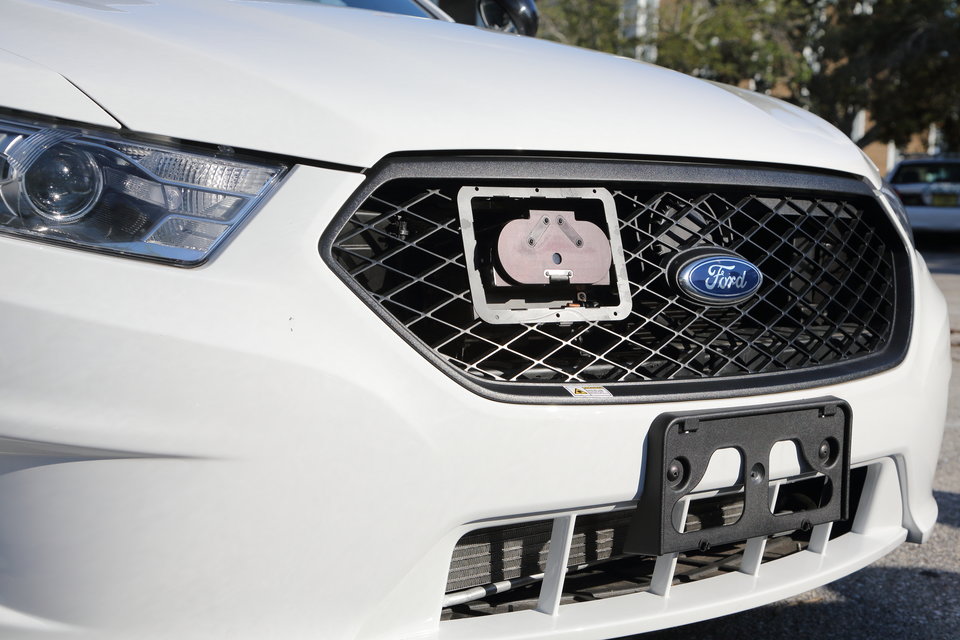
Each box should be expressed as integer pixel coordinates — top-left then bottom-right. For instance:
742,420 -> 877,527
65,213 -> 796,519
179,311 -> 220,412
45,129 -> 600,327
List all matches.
458,186 -> 632,324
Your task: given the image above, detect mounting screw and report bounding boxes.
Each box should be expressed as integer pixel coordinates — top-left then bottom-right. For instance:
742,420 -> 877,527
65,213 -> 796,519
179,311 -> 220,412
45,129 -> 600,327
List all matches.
666,460 -> 681,482
666,458 -> 687,487
818,440 -> 830,462
542,217 -> 549,225
818,438 -> 838,467
575,239 -> 584,247
800,519 -> 812,532
557,216 -> 565,225
527,237 -> 535,246
698,540 -> 711,552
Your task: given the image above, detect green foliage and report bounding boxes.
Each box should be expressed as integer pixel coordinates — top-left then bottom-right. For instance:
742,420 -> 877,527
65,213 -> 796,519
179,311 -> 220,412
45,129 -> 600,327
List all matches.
654,0 -> 819,94
537,0 -> 960,150
538,0 -> 636,57
812,0 -> 960,148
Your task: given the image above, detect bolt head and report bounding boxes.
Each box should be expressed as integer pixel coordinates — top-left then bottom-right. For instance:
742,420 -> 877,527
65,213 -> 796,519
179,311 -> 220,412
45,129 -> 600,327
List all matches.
818,440 -> 831,461
666,459 -> 684,484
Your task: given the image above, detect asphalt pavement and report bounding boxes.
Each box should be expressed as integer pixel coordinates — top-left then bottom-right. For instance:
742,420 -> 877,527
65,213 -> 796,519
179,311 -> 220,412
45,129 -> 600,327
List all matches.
622,231 -> 960,639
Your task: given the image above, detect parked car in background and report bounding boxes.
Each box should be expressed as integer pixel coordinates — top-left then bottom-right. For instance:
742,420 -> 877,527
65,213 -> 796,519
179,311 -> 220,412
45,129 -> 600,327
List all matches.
0,1 -> 950,639
888,156 -> 960,232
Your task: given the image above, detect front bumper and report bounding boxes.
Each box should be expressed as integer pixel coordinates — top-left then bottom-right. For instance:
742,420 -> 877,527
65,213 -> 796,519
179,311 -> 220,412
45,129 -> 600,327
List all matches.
0,164 -> 948,639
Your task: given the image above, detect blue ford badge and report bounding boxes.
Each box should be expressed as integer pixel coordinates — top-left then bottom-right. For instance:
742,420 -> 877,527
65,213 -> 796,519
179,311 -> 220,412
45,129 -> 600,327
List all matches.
676,253 -> 763,305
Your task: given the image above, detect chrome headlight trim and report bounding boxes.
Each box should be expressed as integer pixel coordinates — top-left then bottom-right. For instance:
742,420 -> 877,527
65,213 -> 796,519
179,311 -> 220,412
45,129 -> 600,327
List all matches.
877,183 -> 915,247
0,112 -> 287,266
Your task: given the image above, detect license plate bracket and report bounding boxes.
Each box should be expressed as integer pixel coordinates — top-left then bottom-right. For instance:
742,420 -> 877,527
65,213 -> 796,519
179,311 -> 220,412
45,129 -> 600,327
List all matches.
625,398 -> 851,556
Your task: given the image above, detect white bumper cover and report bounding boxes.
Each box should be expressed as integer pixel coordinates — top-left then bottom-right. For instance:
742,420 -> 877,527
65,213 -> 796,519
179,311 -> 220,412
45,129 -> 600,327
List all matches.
0,164 -> 948,639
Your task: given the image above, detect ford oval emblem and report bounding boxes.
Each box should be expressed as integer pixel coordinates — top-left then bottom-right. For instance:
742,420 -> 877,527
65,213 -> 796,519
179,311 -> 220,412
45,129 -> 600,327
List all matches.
676,253 -> 763,306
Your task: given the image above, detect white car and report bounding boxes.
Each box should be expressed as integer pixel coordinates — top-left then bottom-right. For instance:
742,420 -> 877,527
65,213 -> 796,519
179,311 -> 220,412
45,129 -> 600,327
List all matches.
0,1 -> 950,639
888,157 -> 960,232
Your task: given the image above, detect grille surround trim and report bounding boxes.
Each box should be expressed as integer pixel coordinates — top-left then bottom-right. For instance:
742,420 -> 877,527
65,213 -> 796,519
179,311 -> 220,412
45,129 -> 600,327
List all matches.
319,156 -> 913,404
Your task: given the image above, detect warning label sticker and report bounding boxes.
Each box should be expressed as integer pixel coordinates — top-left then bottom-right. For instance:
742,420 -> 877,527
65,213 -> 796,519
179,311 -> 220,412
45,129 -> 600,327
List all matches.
564,385 -> 613,398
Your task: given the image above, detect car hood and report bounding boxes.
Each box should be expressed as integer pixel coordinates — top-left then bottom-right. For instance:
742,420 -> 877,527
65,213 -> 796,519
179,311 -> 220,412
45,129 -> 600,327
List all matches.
5,0 -> 876,182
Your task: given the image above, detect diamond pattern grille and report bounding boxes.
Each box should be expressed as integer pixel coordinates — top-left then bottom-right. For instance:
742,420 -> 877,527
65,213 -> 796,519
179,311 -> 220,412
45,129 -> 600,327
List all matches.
331,177 -> 900,386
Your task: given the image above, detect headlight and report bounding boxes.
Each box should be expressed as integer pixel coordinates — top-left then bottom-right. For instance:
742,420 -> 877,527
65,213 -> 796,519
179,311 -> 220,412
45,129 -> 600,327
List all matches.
877,183 -> 915,246
0,114 -> 285,265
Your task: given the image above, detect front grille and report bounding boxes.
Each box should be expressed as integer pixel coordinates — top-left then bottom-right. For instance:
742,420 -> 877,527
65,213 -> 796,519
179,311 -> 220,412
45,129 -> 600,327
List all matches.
323,158 -> 910,401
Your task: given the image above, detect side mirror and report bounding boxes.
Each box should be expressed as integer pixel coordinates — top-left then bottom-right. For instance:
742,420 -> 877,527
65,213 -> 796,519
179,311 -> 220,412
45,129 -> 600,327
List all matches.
437,0 -> 539,36
477,0 -> 538,35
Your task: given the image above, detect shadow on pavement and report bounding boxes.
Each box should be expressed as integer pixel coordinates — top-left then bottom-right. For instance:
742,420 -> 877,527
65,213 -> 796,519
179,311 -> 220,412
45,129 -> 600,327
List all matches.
936,490 -> 960,529
915,231 -> 960,274
627,565 -> 960,640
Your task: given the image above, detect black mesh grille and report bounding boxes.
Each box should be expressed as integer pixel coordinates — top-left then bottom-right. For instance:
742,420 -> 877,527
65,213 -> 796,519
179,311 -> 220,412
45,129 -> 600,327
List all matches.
325,159 -> 909,399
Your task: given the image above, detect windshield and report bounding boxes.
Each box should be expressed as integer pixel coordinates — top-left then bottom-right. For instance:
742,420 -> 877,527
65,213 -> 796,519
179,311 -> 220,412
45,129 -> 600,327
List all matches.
891,162 -> 960,184
305,0 -> 433,18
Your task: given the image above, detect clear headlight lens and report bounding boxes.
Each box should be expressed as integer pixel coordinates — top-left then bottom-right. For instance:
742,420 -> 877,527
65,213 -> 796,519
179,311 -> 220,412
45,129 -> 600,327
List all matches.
877,183 -> 915,247
0,114 -> 285,265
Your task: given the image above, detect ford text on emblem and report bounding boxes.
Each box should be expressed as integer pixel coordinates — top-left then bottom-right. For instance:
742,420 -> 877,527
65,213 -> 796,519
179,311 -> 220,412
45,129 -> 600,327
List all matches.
675,252 -> 763,306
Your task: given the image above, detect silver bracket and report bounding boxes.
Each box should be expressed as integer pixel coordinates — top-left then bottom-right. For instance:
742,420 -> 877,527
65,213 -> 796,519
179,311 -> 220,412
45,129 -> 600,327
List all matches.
545,269 -> 573,284
457,186 -> 633,325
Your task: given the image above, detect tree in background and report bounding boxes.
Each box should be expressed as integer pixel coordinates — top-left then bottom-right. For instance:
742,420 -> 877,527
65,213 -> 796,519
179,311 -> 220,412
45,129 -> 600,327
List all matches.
811,0 -> 960,149
537,0 -> 960,151
654,0 -> 820,96
538,0 -> 636,57
540,1 -> 822,93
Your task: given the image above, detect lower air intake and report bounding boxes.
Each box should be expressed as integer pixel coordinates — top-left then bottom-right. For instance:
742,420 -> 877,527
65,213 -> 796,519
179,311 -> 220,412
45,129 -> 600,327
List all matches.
442,466 -> 868,620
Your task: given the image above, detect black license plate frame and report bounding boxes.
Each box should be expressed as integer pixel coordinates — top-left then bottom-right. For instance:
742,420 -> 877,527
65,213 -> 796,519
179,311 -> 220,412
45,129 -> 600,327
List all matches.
625,397 -> 851,556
